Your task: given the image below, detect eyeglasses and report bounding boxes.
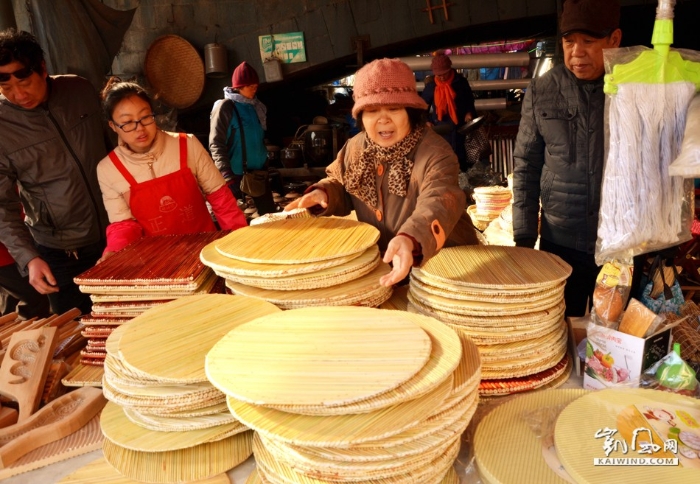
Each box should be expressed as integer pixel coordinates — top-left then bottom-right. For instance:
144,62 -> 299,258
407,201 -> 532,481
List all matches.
115,114 -> 156,132
0,66 -> 34,83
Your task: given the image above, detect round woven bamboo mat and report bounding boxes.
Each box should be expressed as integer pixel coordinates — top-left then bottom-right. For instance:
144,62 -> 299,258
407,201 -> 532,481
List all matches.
100,401 -> 246,452
378,284 -> 409,311
264,312 -> 464,415
102,430 -> 253,483
206,306 -> 433,407
411,268 -> 563,297
118,294 -> 281,384
144,35 -> 204,109
102,377 -> 224,410
480,339 -> 568,379
220,247 -> 380,290
416,246 -> 571,289
555,388 -> 700,483
215,217 -> 380,264
200,240 -> 363,277
224,264 -> 393,310
478,355 -> 571,396
123,406 -> 240,432
226,376 -> 452,447
474,389 -> 586,484
477,323 -> 567,364
57,457 -> 232,483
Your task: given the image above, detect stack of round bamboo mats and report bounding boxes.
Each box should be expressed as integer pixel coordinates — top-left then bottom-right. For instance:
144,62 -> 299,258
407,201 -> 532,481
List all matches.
199,217 -> 394,310
406,245 -> 573,399
100,294 -> 280,482
74,232 -> 226,368
205,306 -> 481,484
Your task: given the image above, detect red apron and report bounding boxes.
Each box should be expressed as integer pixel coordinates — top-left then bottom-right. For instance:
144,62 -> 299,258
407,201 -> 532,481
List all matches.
108,133 -> 216,236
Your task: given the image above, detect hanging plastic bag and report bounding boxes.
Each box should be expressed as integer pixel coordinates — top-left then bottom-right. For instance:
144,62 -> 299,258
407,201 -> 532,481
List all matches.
640,343 -> 700,398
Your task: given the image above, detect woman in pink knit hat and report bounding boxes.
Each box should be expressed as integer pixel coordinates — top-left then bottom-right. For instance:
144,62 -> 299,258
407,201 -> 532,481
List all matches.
286,58 -> 478,286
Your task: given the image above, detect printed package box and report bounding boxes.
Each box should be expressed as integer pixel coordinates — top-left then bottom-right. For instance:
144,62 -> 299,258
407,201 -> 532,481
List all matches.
584,321 -> 673,390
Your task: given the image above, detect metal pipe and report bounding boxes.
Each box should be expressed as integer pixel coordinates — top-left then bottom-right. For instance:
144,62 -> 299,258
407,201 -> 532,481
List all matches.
475,98 -> 507,110
417,79 -> 531,92
400,52 -> 531,70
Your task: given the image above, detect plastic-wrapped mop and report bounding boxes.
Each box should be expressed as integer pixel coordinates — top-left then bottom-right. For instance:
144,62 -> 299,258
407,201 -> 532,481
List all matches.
595,0 -> 700,266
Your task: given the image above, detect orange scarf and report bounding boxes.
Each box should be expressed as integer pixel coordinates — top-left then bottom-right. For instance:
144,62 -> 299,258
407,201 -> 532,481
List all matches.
434,70 -> 458,124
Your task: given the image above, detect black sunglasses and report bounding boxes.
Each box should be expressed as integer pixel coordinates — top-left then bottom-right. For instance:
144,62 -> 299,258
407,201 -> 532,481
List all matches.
0,66 -> 34,83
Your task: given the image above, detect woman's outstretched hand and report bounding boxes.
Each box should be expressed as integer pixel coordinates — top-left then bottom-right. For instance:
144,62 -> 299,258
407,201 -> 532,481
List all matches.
379,235 -> 414,287
284,189 -> 328,211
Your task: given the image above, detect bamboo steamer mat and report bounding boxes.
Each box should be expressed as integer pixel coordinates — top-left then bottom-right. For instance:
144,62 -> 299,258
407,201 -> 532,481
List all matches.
200,240 -> 363,278
206,306 -> 433,406
78,270 -> 214,294
119,401 -> 231,419
473,389 -> 586,484
378,284 -> 409,311
144,34 -> 205,110
123,406 -> 240,432
478,355 -> 571,396
263,311 -> 464,415
555,388 -> 700,484
221,247 -> 380,291
100,401 -> 245,452
480,339 -> 567,379
58,457 -> 232,483
214,218 -> 380,264
117,294 -> 281,384
414,246 -> 571,289
75,232 -> 223,286
453,331 -> 482,395
88,273 -> 221,302
478,323 -> 567,364
226,376 -> 452,447
224,264 -> 392,310
102,376 -> 223,408
102,430 -> 253,483
61,363 -> 104,387
79,315 -> 133,326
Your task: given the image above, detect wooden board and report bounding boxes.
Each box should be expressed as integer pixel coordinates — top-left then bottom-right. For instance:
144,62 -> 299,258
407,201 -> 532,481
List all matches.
58,457 -> 231,483
74,232 -> 224,285
0,414 -> 103,480
118,294 -> 281,384
206,306 -> 432,407
416,246 -> 572,289
474,389 -> 586,484
214,217 -> 380,264
0,407 -> 18,429
0,327 -> 58,421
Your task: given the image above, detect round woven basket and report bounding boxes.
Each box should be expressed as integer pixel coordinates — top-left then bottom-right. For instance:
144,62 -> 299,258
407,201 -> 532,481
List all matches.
144,35 -> 204,109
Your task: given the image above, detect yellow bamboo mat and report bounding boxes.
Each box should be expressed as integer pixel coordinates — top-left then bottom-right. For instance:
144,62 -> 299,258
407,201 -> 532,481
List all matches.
555,388 -> 700,483
206,306 -> 432,406
480,338 -> 568,379
479,355 -> 571,396
121,402 -> 231,419
118,294 -> 281,384
61,362 -> 104,387
221,247 -> 380,291
123,406 -> 241,432
452,331 -> 482,396
412,268 -> 565,297
227,376 -> 452,447
474,389 -> 586,484
214,218 -> 380,264
379,285 -> 409,311
263,312 -> 463,415
224,264 -> 393,309
478,324 -> 567,364
102,430 -> 253,483
416,246 -> 572,289
101,378 -> 225,410
247,469 -> 262,483
57,457 -> 232,483
200,240 -> 363,278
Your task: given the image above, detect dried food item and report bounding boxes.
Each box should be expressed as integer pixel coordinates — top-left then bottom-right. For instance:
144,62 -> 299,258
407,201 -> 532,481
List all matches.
592,261 -> 632,327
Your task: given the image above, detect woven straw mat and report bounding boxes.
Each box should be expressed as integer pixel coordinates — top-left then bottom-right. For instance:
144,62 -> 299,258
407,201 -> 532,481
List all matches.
144,35 -> 204,109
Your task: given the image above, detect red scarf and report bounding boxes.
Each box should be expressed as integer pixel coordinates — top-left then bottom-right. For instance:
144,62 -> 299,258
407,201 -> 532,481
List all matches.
434,70 -> 458,124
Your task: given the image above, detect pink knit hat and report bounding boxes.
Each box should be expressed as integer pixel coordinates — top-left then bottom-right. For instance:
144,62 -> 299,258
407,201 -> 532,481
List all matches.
431,53 -> 452,76
352,58 -> 428,119
231,61 -> 259,88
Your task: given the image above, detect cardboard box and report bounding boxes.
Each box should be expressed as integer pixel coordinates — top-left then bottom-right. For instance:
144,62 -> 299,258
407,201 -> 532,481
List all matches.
583,321 -> 673,390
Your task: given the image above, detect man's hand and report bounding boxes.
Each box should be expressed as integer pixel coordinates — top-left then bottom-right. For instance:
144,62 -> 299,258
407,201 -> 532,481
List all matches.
284,189 -> 328,212
27,257 -> 59,294
379,235 -> 415,287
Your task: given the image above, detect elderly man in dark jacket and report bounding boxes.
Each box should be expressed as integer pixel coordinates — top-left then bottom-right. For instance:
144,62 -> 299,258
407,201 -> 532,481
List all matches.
512,0 -> 622,316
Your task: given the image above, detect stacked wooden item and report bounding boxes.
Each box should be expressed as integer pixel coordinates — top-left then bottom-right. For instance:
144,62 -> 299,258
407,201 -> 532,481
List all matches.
205,306 -> 481,484
100,294 -> 279,482
0,310 -> 109,479
200,217 -> 393,310
407,245 -> 573,398
71,232 -> 226,374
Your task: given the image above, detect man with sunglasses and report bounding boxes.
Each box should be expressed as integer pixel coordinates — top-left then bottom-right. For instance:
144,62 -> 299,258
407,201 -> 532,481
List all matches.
0,29 -> 109,315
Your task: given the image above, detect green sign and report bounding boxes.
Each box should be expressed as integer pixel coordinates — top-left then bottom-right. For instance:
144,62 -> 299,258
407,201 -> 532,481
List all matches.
259,32 -> 307,64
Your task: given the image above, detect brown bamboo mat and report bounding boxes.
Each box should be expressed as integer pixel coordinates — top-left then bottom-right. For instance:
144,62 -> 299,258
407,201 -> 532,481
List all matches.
79,270 -> 215,294
75,232 -> 224,285
80,315 -> 133,326
416,246 -> 572,289
206,306 -> 433,407
117,294 -> 281,384
214,218 -> 380,264
61,362 -> 104,387
479,355 -> 571,396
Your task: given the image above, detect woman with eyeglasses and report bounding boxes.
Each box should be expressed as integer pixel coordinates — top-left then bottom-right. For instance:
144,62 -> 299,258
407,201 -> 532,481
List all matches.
96,77 -> 246,261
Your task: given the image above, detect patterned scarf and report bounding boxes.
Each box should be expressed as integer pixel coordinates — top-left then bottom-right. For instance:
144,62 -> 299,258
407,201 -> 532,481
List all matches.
344,127 -> 424,208
434,70 -> 458,124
